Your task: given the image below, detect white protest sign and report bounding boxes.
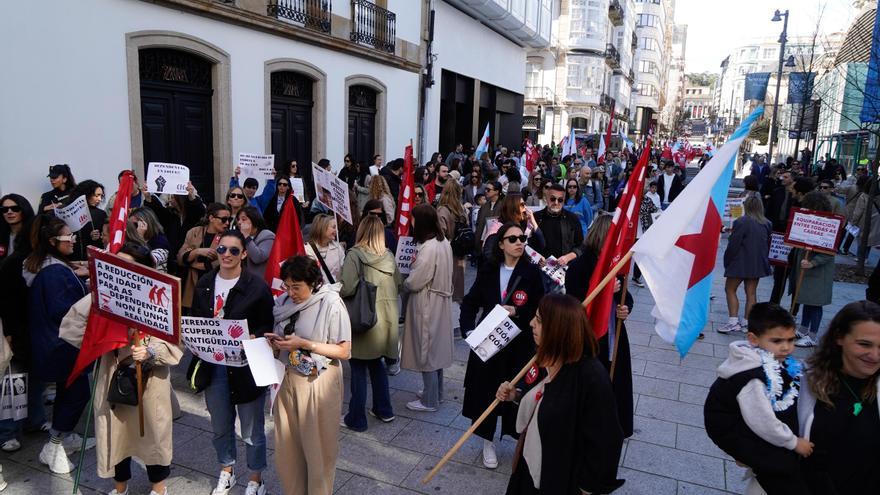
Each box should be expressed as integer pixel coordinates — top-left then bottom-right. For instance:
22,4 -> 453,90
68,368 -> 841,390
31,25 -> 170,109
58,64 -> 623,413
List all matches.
769,232 -> 791,266
238,153 -> 276,196
395,236 -> 418,275
147,162 -> 189,195
465,305 -> 523,362
312,163 -> 333,210
369,165 -> 380,176
524,246 -> 566,286
329,174 -> 353,224
784,208 -> 845,254
242,338 -> 285,386
89,248 -> 180,344
54,195 -> 90,232
722,197 -> 744,225
180,317 -> 249,367
269,359 -> 286,412
290,178 -> 306,203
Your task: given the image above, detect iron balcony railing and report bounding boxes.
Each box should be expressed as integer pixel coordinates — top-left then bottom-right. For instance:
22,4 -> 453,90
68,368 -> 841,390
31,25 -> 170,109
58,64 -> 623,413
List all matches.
604,43 -> 620,69
609,0 -> 624,26
267,0 -> 332,33
350,0 -> 396,54
525,86 -> 555,102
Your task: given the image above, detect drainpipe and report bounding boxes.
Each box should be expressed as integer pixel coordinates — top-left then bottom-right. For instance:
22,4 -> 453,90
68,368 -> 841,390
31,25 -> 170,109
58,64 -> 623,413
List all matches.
418,0 -> 435,165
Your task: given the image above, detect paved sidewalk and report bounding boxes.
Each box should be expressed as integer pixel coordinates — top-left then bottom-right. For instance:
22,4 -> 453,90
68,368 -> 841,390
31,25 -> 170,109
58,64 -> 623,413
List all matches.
0,238 -> 870,495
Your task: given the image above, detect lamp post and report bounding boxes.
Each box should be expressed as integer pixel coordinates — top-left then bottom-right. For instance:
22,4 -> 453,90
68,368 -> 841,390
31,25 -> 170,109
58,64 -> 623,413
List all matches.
768,9 -> 789,164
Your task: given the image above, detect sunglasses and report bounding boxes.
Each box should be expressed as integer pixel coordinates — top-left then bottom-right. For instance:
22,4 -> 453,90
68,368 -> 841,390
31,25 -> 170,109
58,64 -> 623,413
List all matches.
0,205 -> 22,214
227,193 -> 245,200
533,177 -> 543,182
215,216 -> 232,224
548,197 -> 565,203
277,182 -> 290,188
416,191 -> 425,197
367,211 -> 384,218
54,235 -> 76,243
542,184 -> 552,189
216,245 -> 241,256
503,234 -> 528,244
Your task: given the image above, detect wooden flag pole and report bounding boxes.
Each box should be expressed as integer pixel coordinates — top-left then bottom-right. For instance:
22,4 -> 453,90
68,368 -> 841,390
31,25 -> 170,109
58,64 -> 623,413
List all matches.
134,330 -> 145,437
789,249 -> 811,315
609,275 -> 630,382
421,249 -> 635,485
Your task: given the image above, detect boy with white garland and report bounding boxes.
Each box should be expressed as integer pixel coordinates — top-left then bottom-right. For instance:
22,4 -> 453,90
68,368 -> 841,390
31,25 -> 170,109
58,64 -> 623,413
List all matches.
704,303 -> 813,494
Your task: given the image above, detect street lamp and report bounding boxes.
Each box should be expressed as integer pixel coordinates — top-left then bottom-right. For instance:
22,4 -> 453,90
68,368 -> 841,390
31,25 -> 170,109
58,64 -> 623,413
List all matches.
768,9 -> 789,164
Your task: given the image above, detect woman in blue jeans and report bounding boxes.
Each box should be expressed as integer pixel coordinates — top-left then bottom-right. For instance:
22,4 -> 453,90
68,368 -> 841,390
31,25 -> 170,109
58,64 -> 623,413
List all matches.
339,216 -> 402,431
190,230 -> 275,495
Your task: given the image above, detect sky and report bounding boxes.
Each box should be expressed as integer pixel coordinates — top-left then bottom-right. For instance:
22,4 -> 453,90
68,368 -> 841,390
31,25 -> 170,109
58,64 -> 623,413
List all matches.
674,0 -> 861,74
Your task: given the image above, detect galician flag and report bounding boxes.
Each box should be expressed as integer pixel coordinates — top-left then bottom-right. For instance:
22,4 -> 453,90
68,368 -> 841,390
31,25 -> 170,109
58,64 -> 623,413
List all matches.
474,123 -> 490,160
562,127 -> 576,157
631,106 -> 764,357
597,113 -> 614,164
619,128 -> 634,153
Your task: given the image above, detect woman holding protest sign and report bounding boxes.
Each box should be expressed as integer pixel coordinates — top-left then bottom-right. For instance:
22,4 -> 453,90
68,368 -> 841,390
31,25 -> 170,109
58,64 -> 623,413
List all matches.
495,294 -> 624,494
305,214 -> 345,286
190,230 -> 275,495
268,255 -> 351,495
23,215 -> 92,474
460,222 -> 544,469
67,180 -> 107,260
177,203 -> 229,310
340,216 -> 402,431
59,243 -> 182,495
39,164 -> 77,213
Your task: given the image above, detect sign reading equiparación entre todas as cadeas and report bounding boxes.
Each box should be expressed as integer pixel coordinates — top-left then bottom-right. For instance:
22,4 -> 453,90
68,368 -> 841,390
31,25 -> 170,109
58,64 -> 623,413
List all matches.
783,207 -> 845,255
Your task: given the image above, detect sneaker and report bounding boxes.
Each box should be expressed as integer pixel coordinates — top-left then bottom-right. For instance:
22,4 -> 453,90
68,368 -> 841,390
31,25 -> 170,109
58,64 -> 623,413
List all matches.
482,440 -> 498,469
1,439 -> 20,452
386,361 -> 401,376
149,489 -> 167,495
405,400 -> 437,412
369,410 -> 396,423
38,441 -> 74,474
415,390 -> 444,404
62,433 -> 96,455
716,321 -> 742,334
245,481 -> 267,495
631,278 -> 645,288
109,487 -> 129,495
212,469 -> 236,495
795,335 -> 817,348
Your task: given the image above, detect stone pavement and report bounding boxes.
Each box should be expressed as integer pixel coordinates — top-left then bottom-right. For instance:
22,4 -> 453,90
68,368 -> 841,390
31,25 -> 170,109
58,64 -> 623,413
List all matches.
0,239 -> 871,495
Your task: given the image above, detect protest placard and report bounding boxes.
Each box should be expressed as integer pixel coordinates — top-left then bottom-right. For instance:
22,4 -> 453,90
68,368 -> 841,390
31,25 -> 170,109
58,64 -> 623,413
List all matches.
147,162 -> 190,195
784,207 -> 845,254
242,338 -> 284,385
180,317 -> 249,367
395,236 -> 417,275
369,165 -> 380,176
465,305 -> 523,362
723,197 -> 744,225
290,178 -> 306,203
0,372 -> 27,421
312,163 -> 333,210
54,195 -> 90,232
524,246 -> 566,286
88,246 -> 181,344
329,174 -> 353,224
238,153 -> 276,195
769,232 -> 791,266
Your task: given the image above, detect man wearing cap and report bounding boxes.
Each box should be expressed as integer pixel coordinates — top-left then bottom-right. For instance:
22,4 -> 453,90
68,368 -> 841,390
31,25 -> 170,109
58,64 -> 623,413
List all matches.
656,161 -> 684,209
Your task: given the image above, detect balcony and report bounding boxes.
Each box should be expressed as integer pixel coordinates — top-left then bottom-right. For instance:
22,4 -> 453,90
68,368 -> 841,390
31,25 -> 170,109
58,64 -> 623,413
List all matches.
267,0 -> 332,33
525,86 -> 555,103
350,0 -> 396,54
600,93 -> 615,113
609,0 -> 624,26
604,43 -> 621,69
628,68 -> 635,83
631,32 -> 638,50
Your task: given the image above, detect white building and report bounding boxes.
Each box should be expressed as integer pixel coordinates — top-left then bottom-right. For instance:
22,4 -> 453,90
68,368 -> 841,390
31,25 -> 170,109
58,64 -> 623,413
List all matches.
661,24 -> 687,132
631,0 -> 673,136
524,0 -> 637,145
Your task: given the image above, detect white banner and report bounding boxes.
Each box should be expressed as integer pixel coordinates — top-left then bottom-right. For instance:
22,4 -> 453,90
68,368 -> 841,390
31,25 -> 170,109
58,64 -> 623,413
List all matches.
181,317 -> 250,367
524,245 -> 566,286
722,197 -> 744,225
395,236 -> 417,275
291,178 -> 306,203
465,305 -> 523,362
147,162 -> 190,195
769,232 -> 791,266
54,195 -> 90,232
786,209 -> 844,253
238,153 -> 276,196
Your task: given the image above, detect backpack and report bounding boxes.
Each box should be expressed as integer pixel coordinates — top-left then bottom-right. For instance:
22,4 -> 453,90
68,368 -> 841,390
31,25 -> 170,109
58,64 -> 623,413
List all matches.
450,220 -> 475,257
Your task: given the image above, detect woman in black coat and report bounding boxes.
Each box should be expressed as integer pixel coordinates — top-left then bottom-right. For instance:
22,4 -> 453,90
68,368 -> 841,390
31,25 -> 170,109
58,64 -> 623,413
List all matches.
262,176 -> 304,232
460,222 -> 545,469
565,214 -> 635,438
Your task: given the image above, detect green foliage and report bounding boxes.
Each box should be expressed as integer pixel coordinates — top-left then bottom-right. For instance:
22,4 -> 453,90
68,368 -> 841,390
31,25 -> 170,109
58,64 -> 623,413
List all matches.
686,72 -> 719,88
749,119 -> 770,145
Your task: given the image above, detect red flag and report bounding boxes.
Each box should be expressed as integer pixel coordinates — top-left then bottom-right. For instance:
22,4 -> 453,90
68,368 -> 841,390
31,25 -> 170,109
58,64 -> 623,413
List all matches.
525,139 -> 538,173
585,137 -> 652,339
396,144 -> 415,237
264,195 -> 306,294
66,172 -> 135,387
597,113 -> 614,165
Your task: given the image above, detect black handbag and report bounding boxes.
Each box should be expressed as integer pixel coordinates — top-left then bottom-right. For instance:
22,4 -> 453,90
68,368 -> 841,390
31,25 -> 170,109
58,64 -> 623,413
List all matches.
107,354 -> 153,406
186,356 -> 212,393
345,276 -> 378,334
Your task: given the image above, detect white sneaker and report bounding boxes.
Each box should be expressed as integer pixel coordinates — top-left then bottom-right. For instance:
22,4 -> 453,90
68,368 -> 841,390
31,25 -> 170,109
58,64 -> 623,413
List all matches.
245,480 -> 267,495
405,400 -> 437,412
109,487 -> 129,495
38,441 -> 74,474
482,440 -> 498,469
415,390 -> 444,404
795,335 -> 817,348
212,469 -> 236,495
149,489 -> 167,495
62,433 -> 96,454
716,321 -> 742,334
1,439 -> 20,452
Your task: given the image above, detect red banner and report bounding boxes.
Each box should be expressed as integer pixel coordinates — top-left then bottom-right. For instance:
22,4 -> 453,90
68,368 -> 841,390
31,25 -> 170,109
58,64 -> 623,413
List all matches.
396,144 -> 415,237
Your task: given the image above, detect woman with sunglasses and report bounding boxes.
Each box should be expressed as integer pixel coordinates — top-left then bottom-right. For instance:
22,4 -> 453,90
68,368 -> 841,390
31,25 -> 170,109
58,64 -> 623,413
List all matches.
262,176 -> 304,232
460,222 -> 545,469
521,171 -> 544,207
413,184 -> 428,208
190,230 -> 274,495
177,203 -> 230,310
564,179 -> 594,236
64,180 -> 108,260
463,170 -> 485,208
225,186 -> 247,229
39,164 -> 77,213
305,214 -> 345,285
23,215 -> 92,474
480,194 -> 544,262
0,194 -> 35,262
414,166 -> 431,187
267,255 -> 351,494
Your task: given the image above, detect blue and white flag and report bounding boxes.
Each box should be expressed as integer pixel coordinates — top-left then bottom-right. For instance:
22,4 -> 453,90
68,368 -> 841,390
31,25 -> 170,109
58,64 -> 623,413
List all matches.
475,123 -> 491,160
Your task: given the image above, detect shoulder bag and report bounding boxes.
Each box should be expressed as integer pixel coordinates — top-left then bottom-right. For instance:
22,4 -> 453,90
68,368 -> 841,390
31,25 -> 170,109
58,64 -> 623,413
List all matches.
108,351 -> 153,407
310,242 -> 336,284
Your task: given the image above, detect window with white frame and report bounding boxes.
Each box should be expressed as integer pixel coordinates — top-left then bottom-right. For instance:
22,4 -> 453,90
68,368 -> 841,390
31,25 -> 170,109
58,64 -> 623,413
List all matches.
526,61 -> 541,89
762,47 -> 776,59
567,59 -> 581,88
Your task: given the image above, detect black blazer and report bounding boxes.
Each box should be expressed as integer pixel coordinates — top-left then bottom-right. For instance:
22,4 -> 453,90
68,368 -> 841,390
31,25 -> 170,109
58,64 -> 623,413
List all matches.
656,173 -> 684,204
191,268 -> 275,404
459,257 -> 544,339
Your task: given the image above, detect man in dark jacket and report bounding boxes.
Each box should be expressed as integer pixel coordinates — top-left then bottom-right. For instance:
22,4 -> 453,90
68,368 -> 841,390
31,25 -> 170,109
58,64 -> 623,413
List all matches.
379,158 -> 403,202
656,161 -> 684,208
534,184 -> 583,264
474,181 -> 503,254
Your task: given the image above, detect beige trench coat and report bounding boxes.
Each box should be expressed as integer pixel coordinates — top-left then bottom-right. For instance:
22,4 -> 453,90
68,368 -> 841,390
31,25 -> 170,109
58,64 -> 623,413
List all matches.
400,238 -> 455,372
59,295 -> 183,478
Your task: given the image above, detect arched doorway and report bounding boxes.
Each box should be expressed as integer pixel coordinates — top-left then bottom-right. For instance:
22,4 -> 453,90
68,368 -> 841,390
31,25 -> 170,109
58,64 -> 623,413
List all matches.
348,85 -> 377,166
139,48 -> 215,200
270,71 -> 314,196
